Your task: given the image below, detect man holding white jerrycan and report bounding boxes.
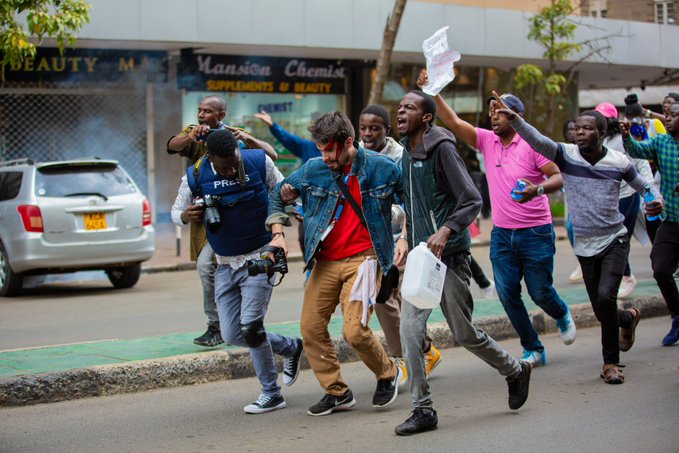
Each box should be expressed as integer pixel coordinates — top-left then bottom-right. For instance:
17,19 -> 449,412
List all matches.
393,90 -> 531,436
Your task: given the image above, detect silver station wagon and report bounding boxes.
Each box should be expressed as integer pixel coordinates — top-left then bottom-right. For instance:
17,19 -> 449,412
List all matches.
0,158 -> 155,296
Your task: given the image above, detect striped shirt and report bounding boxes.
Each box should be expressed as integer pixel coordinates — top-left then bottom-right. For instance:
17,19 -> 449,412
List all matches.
510,116 -> 660,256
623,133 -> 679,223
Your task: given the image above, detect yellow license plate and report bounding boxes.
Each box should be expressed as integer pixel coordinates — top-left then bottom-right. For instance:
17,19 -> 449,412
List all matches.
84,212 -> 107,230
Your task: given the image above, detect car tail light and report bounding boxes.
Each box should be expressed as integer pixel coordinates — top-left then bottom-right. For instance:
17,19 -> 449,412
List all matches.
18,205 -> 44,232
142,199 -> 152,226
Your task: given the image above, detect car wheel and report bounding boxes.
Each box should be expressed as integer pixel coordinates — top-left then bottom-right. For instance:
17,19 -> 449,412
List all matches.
106,263 -> 142,289
0,241 -> 23,297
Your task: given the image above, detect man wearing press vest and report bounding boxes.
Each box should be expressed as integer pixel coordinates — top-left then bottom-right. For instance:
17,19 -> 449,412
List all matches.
173,129 -> 302,414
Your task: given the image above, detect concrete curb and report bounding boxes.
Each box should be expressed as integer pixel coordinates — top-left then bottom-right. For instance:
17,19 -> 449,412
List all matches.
0,296 -> 668,407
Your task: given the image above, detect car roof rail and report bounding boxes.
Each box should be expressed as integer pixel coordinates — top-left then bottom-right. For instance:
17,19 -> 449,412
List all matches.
0,158 -> 35,168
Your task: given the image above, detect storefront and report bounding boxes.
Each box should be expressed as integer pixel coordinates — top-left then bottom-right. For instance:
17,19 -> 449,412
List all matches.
176,53 -> 366,174
0,48 -> 168,196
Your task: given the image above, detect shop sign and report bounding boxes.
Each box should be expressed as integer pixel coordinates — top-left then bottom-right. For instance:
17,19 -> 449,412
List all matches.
2,48 -> 168,83
177,55 -> 348,94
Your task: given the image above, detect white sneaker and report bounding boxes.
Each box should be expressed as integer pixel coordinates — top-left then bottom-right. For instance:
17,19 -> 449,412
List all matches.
480,281 -> 496,299
556,305 -> 576,345
569,264 -> 583,283
520,349 -> 546,368
618,275 -> 637,299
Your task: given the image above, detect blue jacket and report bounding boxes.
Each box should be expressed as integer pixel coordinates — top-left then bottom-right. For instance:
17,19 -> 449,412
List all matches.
268,147 -> 402,274
270,123 -> 321,163
187,150 -> 271,256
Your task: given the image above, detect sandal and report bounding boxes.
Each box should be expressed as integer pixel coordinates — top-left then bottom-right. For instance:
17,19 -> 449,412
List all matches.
620,307 -> 641,352
600,363 -> 625,385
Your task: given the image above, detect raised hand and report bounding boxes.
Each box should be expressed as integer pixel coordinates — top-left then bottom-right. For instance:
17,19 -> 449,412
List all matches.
254,110 -> 274,127
416,69 -> 428,89
491,90 -> 518,120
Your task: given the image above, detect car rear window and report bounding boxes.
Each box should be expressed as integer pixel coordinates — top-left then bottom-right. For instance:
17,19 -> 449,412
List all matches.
35,165 -> 138,197
0,171 -> 22,201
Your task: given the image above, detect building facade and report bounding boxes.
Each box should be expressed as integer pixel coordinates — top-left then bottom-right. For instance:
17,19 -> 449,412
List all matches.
582,0 -> 677,25
2,0 -> 678,223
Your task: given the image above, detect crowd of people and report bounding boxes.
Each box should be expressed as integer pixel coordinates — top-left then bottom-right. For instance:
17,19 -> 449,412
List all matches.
167,75 -> 679,434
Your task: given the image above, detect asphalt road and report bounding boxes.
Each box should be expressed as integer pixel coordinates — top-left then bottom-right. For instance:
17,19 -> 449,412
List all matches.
1,316 -> 677,453
0,241 -> 656,351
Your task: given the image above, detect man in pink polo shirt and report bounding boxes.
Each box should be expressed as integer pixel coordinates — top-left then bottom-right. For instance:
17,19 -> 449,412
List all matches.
418,70 -> 576,367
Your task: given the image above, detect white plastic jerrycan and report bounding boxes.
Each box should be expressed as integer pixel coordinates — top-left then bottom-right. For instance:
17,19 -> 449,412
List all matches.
401,242 -> 447,309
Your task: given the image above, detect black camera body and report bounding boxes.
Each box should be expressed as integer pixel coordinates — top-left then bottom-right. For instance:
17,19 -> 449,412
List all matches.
195,194 -> 222,233
247,245 -> 288,277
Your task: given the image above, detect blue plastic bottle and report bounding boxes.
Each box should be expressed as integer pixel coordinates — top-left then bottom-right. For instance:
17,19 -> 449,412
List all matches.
643,185 -> 662,221
510,180 -> 527,201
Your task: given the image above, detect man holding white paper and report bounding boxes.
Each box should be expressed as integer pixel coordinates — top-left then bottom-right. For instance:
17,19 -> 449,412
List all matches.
393,90 -> 531,436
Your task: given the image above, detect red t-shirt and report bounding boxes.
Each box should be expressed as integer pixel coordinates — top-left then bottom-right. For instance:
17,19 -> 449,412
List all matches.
316,166 -> 373,261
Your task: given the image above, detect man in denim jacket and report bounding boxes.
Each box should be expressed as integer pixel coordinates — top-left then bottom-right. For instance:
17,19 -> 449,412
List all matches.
267,111 -> 404,417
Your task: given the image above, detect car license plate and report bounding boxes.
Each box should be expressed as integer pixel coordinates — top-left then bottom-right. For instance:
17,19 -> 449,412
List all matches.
84,212 -> 107,230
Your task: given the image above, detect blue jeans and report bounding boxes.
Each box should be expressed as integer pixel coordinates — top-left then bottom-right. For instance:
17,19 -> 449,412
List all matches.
215,263 -> 300,397
490,224 -> 568,353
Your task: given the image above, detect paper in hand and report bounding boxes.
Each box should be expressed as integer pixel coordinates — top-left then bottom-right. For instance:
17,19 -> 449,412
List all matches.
421,26 -> 461,96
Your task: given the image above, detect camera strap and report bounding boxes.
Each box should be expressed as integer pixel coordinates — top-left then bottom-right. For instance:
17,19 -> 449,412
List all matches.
333,173 -> 367,228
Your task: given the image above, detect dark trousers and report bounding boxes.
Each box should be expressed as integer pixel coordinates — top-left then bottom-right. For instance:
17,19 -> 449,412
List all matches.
469,255 -> 491,289
618,193 -> 640,276
577,237 -> 634,365
650,221 -> 679,315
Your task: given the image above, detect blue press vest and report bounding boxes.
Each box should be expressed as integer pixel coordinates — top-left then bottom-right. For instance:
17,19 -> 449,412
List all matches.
187,150 -> 271,256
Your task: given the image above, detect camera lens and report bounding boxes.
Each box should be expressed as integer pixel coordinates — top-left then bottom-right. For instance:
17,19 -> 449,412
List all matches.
204,206 -> 221,233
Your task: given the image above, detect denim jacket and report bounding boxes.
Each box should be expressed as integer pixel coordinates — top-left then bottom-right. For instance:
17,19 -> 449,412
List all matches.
267,147 -> 402,274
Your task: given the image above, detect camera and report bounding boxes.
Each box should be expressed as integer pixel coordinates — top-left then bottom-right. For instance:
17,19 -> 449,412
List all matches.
195,128 -> 214,142
195,194 -> 222,233
247,245 -> 288,277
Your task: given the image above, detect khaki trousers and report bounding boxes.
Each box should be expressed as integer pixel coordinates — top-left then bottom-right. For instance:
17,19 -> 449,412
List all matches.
301,250 -> 396,396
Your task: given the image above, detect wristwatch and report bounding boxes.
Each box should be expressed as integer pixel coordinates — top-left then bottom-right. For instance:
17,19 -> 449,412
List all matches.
537,185 -> 545,196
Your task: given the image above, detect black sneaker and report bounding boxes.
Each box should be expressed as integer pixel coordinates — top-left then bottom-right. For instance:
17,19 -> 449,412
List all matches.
506,360 -> 531,410
394,407 -> 438,436
307,389 -> 356,416
243,394 -> 286,414
372,365 -> 403,408
193,325 -> 224,347
283,338 -> 303,386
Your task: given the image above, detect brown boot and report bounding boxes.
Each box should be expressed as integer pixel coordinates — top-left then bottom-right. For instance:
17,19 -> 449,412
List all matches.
619,307 -> 641,352
600,364 -> 625,385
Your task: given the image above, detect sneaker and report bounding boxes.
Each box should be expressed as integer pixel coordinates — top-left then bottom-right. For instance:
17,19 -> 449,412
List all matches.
661,315 -> 679,346
243,394 -> 286,414
520,349 -> 546,368
394,357 -> 408,387
307,390 -> 356,416
282,338 -> 303,386
619,307 -> 641,352
372,365 -> 403,408
193,325 -> 224,347
617,275 -> 637,299
394,407 -> 438,436
480,281 -> 497,299
424,344 -> 442,380
556,305 -> 577,345
569,264 -> 583,283
600,363 -> 624,385
506,361 -> 531,410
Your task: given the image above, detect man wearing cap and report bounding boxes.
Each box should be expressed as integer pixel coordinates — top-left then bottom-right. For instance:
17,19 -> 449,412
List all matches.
417,70 -> 575,368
